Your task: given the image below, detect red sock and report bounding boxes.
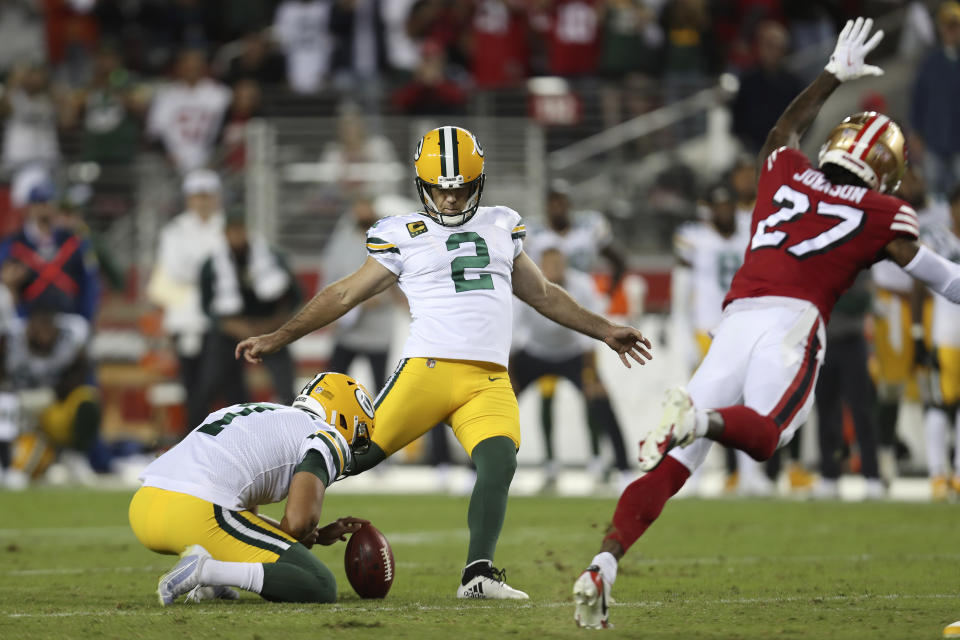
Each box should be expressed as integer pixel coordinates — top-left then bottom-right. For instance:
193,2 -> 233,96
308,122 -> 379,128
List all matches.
714,406 -> 779,461
605,457 -> 690,554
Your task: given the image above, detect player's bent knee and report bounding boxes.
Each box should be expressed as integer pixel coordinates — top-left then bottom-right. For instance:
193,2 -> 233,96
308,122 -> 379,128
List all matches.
263,544 -> 338,603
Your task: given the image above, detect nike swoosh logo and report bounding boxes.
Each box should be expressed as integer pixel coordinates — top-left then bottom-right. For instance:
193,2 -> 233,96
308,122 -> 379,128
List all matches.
488,376 -> 503,382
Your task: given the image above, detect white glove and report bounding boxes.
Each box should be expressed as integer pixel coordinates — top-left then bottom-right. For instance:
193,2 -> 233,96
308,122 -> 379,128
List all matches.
824,17 -> 884,82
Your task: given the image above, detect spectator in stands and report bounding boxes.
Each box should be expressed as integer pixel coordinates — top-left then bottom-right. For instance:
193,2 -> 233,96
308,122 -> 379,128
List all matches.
0,182 -> 101,323
146,48 -> 232,173
391,42 -> 467,115
782,1 -> 839,80
910,1 -> 960,198
0,0 -> 44,75
534,0 -> 602,79
660,0 -> 719,108
731,21 -> 803,154
146,170 -> 225,433
598,0 -> 663,129
322,196 -> 395,393
219,79 -> 262,175
405,0 -> 472,71
194,209 -> 300,429
79,47 -> 148,167
1,63 -> 68,176
900,0 -> 939,60
813,274 -> 884,500
137,0 -> 219,63
222,31 -> 286,86
57,184 -> 126,293
2,302 -> 102,487
469,0 -> 529,89
273,0 -> 334,94
382,0 -> 421,75
330,0 -> 390,112
45,0 -> 100,87
320,106 -> 400,195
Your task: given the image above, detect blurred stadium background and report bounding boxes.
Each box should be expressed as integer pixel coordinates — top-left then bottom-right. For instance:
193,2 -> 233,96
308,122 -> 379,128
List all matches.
0,0 -> 954,499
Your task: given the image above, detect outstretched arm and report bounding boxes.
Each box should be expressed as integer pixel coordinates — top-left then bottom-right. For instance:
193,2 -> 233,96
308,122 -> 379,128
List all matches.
512,251 -> 652,367
236,257 -> 398,363
888,237 -> 960,304
758,17 -> 884,170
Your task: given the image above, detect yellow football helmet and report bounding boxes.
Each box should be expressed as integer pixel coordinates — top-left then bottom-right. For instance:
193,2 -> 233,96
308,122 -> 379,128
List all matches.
292,372 -> 375,454
818,111 -> 907,194
414,125 -> 485,226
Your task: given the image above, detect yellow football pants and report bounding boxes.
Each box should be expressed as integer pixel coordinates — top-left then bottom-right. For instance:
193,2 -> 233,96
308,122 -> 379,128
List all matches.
40,385 -> 98,447
933,346 -> 960,407
374,358 -> 521,457
695,331 -> 712,362
872,290 -> 915,387
129,486 -> 296,563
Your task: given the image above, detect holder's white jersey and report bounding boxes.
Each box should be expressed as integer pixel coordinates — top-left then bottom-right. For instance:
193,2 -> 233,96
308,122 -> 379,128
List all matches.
920,224 -> 960,347
525,211 -> 611,272
140,403 -> 350,511
674,221 -> 750,333
366,206 -> 525,367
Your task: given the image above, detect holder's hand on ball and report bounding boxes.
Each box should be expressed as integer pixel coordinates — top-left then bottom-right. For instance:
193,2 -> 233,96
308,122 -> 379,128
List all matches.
317,516 -> 370,545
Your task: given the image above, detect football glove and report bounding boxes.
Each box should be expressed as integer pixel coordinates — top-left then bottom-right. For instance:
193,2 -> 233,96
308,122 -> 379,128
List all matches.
825,17 -> 884,82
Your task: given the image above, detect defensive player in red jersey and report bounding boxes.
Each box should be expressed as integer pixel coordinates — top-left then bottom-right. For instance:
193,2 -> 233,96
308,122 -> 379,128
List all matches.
573,17 -> 960,629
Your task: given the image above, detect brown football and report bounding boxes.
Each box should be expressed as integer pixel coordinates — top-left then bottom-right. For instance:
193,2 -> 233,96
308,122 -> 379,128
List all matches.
344,523 -> 394,598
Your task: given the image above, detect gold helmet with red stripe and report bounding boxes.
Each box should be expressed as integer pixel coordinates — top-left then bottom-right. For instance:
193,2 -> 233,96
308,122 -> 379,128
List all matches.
292,372 -> 375,454
414,125 -> 485,226
817,111 -> 907,194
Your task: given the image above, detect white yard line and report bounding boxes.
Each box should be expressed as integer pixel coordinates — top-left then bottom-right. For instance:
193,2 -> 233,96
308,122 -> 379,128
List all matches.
8,551 -> 960,578
5,593 -> 957,619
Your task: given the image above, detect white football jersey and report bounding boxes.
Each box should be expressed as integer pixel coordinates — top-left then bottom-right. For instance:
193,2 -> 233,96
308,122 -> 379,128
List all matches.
515,267 -> 599,361
674,221 -> 750,333
366,206 -> 524,367
140,403 -> 350,511
146,79 -> 232,171
524,211 -> 611,272
920,223 -> 960,347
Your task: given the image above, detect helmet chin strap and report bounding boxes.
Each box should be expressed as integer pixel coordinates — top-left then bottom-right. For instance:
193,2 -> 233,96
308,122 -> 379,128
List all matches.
418,181 -> 481,227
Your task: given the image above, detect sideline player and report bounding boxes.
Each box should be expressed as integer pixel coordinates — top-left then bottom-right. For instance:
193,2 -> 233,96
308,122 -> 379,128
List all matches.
918,186 -> 960,500
129,372 -> 373,605
573,18 -> 960,628
672,183 -> 771,495
510,247 -> 629,489
525,182 -> 631,482
869,166 -> 947,481
237,126 -> 652,600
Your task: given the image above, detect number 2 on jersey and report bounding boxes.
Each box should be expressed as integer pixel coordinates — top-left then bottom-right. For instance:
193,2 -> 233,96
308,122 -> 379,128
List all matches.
751,185 -> 864,258
447,232 -> 495,292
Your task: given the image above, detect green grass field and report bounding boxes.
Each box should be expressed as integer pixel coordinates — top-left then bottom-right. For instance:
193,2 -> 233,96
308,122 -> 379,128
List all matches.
1,488 -> 957,639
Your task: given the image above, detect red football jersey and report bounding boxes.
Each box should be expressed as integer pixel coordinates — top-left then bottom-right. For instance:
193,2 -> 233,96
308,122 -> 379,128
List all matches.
546,0 -> 601,77
724,147 -> 919,322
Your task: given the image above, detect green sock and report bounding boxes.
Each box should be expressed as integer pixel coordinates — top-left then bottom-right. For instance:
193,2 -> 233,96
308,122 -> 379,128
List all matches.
585,400 -> 604,458
72,400 -> 100,453
540,393 -> 555,461
466,436 -> 517,564
261,544 -> 337,603
347,441 -> 387,475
